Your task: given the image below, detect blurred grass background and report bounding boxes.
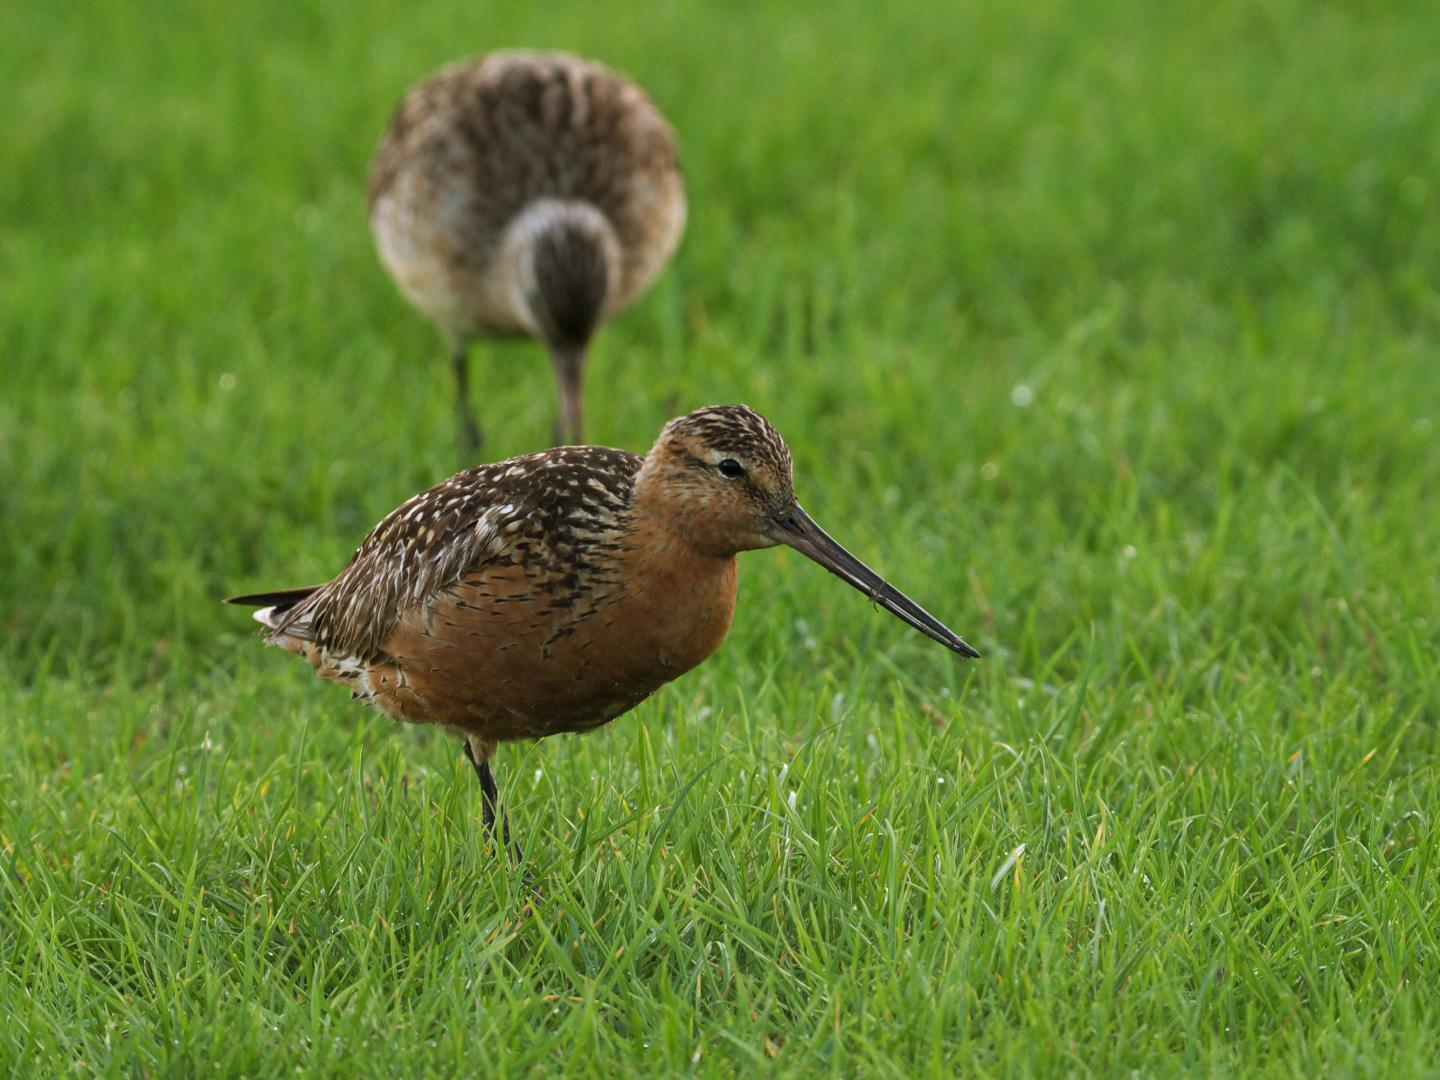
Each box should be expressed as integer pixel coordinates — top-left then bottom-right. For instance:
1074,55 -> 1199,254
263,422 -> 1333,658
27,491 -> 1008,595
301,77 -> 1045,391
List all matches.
3,0 -> 1440,1074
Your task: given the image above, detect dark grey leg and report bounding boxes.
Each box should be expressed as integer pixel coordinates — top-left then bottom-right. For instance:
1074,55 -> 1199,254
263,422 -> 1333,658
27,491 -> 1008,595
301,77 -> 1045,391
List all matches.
462,739 -> 522,862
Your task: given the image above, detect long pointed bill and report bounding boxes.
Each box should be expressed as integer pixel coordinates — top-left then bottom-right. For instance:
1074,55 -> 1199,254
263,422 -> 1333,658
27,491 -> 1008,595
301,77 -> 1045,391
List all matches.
549,346 -> 585,446
771,505 -> 980,659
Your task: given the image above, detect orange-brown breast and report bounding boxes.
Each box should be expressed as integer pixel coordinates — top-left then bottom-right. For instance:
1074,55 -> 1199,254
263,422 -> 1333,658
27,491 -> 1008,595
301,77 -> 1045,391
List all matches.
372,520 -> 737,742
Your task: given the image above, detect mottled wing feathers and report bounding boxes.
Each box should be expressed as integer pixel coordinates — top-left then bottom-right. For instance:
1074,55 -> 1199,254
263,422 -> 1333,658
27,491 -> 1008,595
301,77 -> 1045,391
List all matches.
272,447 -> 643,663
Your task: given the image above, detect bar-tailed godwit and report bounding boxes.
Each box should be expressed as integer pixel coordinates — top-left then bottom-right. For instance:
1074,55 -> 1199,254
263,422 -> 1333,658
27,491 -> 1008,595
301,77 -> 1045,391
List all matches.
228,406 -> 978,857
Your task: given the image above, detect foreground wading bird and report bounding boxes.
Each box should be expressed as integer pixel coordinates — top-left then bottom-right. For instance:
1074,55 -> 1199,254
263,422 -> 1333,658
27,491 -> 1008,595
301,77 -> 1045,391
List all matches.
368,50 -> 685,452
227,406 -> 978,858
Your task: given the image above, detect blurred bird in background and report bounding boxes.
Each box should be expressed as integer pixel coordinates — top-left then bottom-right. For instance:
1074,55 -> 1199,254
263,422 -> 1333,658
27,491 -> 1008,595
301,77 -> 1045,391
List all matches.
368,50 -> 686,453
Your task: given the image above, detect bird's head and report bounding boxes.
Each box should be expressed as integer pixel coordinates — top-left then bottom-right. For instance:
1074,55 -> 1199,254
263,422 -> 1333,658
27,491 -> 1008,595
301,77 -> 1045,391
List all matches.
638,404 -> 796,554
636,404 -> 981,658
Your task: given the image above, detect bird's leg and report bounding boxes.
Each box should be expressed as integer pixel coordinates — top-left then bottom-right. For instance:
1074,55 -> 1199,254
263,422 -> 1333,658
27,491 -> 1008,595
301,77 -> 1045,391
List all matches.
549,346 -> 585,446
462,736 -> 522,862
452,342 -> 483,458
461,737 -> 498,830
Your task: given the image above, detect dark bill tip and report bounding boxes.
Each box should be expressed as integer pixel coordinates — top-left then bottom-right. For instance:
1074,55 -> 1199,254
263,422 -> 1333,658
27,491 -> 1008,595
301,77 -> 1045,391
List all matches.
771,505 -> 981,659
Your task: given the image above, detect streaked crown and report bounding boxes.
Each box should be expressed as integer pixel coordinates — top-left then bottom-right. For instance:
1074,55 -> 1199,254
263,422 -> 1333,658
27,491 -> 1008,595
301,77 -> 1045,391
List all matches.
662,405 -> 792,474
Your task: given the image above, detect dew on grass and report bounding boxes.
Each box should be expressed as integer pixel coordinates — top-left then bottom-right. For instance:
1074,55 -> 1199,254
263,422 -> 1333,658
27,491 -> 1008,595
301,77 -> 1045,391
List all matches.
990,843 -> 1026,891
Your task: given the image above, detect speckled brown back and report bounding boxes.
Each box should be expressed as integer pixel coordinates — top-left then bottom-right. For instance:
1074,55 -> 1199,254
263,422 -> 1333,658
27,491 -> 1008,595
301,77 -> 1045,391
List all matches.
275,445 -> 643,664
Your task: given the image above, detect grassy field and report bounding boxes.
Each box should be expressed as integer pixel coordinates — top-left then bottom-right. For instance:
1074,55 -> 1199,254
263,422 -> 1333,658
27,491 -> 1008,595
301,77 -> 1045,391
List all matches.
4,0 -> 1440,1074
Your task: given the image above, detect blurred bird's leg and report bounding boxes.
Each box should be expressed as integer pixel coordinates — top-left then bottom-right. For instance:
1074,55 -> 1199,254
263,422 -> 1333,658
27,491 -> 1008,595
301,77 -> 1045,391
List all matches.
451,340 -> 483,458
463,735 -> 522,862
549,346 -> 585,446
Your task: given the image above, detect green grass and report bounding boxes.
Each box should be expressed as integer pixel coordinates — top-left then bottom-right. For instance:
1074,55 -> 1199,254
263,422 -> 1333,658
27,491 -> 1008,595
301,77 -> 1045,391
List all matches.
4,0 -> 1440,1074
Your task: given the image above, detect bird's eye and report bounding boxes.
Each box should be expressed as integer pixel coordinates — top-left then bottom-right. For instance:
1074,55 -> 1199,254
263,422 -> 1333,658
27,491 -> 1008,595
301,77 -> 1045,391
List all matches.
717,458 -> 745,480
